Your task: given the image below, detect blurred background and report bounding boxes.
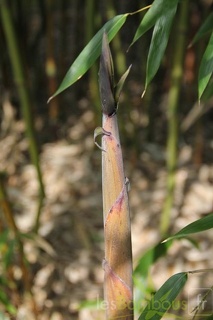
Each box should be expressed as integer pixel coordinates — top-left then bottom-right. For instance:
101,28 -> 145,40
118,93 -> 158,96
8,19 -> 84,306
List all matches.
0,0 -> 213,319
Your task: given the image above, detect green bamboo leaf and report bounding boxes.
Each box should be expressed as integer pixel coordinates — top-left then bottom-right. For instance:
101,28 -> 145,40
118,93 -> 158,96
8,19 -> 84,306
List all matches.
200,77 -> 213,102
138,272 -> 188,320
4,239 -> 15,269
0,230 -> 9,246
145,3 -> 178,90
204,315 -> 213,319
115,64 -> 132,104
0,312 -> 10,320
164,213 -> 213,242
79,299 -> 99,310
48,14 -> 128,102
134,241 -> 172,278
133,241 -> 172,316
199,32 -> 213,99
130,0 -> 179,47
0,290 -> 17,315
191,12 -> 213,45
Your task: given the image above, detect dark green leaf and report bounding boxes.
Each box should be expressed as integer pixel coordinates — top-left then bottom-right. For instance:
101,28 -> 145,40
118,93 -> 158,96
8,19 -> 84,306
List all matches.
145,3 -> 178,89
204,315 -> 213,319
4,239 -> 15,269
199,32 -> 213,99
200,77 -> 213,102
0,230 -> 9,245
115,65 -> 132,104
0,290 -> 16,315
133,241 -> 172,316
164,213 -> 213,242
138,272 -> 188,320
191,12 -> 213,45
48,14 -> 128,101
131,0 -> 179,47
134,241 -> 172,278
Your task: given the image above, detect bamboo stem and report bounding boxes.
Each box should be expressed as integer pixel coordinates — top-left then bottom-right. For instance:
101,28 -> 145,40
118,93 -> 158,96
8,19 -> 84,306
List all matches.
85,0 -> 101,120
99,34 -> 133,320
160,0 -> 189,235
0,0 -> 45,232
107,0 -> 126,77
102,113 -> 133,320
46,0 -> 59,122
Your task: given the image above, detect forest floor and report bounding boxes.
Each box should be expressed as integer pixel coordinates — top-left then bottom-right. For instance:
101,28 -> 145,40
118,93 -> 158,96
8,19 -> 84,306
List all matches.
0,96 -> 213,320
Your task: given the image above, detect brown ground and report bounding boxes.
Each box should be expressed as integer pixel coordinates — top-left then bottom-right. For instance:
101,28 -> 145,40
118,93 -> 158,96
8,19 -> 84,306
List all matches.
0,96 -> 213,320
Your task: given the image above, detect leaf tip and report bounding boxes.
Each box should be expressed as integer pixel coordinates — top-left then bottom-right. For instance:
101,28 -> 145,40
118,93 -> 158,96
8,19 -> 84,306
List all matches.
141,89 -> 146,98
47,96 -> 53,104
126,42 -> 133,53
187,42 -> 193,49
47,88 -> 61,103
161,238 -> 169,244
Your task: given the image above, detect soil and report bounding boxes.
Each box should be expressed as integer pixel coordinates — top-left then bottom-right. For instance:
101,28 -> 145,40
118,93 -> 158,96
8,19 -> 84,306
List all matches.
0,94 -> 213,320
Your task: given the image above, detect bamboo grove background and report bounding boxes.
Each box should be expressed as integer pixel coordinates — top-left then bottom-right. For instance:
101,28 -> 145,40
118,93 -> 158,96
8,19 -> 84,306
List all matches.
0,0 -> 213,319
1,1 -> 213,159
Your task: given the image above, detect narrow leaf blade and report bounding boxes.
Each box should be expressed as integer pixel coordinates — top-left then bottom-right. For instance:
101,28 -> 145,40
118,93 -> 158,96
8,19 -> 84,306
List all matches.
201,78 -> 213,101
48,14 -> 128,101
131,0 -> 179,47
138,272 -> 188,320
115,64 -> 132,103
145,3 -> 178,89
198,32 -> 213,99
164,213 -> 213,242
134,241 -> 172,279
191,12 -> 213,45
